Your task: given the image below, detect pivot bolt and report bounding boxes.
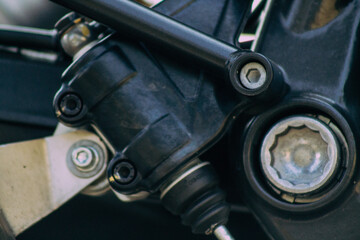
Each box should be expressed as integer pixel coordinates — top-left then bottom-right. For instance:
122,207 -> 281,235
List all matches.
113,161 -> 136,184
239,62 -> 267,89
261,116 -> 340,194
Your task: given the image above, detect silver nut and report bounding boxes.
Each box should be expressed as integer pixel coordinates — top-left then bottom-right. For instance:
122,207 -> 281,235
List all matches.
60,23 -> 94,57
71,146 -> 98,170
260,116 -> 340,194
239,62 -> 267,89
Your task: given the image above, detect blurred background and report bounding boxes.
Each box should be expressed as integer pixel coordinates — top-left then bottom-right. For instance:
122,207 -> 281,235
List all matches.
0,0 -> 68,28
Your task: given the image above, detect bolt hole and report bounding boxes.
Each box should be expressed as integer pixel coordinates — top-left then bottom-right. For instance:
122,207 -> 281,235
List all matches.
59,93 -> 83,117
119,166 -> 131,178
66,99 -> 78,111
113,161 -> 136,184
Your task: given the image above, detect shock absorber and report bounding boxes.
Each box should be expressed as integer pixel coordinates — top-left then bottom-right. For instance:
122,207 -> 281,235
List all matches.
52,1 -> 284,238
54,30 -> 235,237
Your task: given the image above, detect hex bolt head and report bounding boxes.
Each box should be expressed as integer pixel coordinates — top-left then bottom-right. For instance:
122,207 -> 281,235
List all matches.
260,116 -> 340,194
59,93 -> 82,117
239,62 -> 267,90
72,147 -> 94,168
113,161 -> 136,184
67,140 -> 105,178
71,146 -> 100,173
246,68 -> 261,83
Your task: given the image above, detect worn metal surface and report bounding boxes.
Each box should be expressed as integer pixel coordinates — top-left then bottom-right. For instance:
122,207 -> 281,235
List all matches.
0,130 -> 107,235
261,116 -> 340,194
50,0 -> 240,74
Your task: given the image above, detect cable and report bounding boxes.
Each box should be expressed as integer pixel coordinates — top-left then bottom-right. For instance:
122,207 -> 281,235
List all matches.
214,225 -> 236,240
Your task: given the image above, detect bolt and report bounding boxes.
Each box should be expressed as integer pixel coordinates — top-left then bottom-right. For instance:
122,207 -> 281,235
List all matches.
113,161 -> 136,184
59,93 -> 82,117
71,146 -> 97,170
260,116 -> 340,194
239,62 -> 267,90
67,140 -> 105,178
60,23 -> 95,57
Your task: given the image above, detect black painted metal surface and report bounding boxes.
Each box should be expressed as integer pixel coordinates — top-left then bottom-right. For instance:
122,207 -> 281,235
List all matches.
50,0 -> 243,74
233,1 -> 360,239
0,25 -> 58,50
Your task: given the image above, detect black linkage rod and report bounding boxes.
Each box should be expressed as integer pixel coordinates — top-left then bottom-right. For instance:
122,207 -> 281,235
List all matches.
0,25 -> 58,50
50,0 -> 239,74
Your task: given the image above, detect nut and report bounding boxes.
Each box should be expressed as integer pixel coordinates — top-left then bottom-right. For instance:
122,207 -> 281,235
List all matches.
260,116 -> 340,194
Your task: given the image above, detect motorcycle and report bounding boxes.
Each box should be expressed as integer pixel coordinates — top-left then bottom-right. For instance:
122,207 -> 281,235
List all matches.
0,0 -> 358,240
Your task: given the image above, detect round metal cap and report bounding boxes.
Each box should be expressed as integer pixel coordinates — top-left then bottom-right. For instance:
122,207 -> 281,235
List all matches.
260,116 -> 340,194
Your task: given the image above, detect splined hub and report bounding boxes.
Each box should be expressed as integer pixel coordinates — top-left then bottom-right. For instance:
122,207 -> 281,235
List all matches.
261,116 -> 340,194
